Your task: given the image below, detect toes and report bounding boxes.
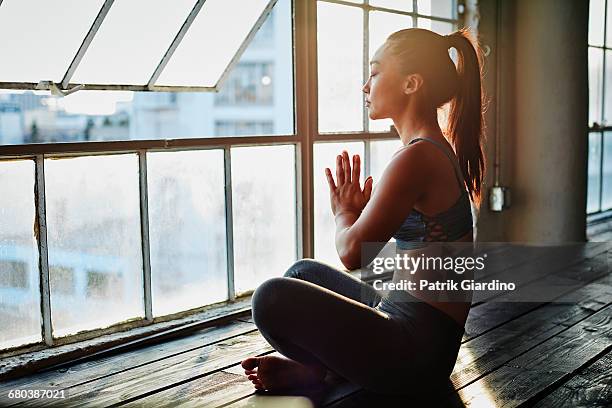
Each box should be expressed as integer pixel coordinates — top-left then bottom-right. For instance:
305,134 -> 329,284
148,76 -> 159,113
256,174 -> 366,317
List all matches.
244,369 -> 256,375
241,357 -> 259,371
248,374 -> 258,381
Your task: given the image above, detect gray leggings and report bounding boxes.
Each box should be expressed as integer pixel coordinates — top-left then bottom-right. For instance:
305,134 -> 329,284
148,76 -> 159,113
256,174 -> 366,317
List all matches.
251,258 -> 464,395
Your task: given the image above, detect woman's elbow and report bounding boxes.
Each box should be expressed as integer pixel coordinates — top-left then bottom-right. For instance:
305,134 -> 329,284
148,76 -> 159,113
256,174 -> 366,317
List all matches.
339,245 -> 361,271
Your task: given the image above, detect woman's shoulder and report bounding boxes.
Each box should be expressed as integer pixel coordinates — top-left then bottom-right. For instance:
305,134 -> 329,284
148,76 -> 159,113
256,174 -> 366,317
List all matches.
376,143 -> 432,199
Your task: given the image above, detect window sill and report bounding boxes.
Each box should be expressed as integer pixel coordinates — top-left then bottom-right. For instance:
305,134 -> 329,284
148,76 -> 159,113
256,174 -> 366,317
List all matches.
0,296 -> 252,381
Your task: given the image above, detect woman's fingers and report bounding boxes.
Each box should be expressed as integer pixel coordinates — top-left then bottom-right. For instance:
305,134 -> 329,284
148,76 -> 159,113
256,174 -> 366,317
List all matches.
352,154 -> 360,184
342,151 -> 351,184
336,155 -> 345,185
325,168 -> 336,191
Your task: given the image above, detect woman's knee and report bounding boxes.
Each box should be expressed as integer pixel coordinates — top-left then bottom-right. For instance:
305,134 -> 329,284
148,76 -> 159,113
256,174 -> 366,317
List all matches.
283,258 -> 328,280
251,277 -> 295,329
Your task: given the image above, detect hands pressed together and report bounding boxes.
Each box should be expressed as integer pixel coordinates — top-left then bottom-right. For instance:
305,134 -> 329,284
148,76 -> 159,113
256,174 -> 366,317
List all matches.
325,150 -> 374,219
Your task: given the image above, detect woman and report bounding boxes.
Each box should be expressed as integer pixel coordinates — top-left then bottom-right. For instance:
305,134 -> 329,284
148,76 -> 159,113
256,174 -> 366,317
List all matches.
241,27 -> 485,395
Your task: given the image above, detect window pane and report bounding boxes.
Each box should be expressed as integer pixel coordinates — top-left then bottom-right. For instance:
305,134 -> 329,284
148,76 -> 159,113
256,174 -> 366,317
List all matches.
318,2 -> 364,133
368,11 -> 413,132
589,47 -> 604,127
370,139 -> 404,183
588,132 -> 602,213
45,155 -> 144,337
0,0 -> 105,83
417,18 -> 455,35
370,0 -> 413,12
590,0 -> 605,46
0,160 -> 41,349
0,1 -> 293,145
604,51 -> 612,126
607,0 -> 612,47
232,145 -> 297,294
417,0 -> 455,19
314,142 -> 365,267
72,0 -> 195,85
156,0 -> 271,87
147,150 -> 228,316
601,132 -> 612,210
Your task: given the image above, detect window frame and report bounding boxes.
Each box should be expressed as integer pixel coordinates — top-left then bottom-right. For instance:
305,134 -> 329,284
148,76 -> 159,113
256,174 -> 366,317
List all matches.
0,0 -> 464,358
588,0 -> 612,217
0,0 -> 278,93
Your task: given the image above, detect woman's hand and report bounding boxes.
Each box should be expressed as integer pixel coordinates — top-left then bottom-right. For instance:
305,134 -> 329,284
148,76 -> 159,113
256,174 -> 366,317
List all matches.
325,150 -> 374,218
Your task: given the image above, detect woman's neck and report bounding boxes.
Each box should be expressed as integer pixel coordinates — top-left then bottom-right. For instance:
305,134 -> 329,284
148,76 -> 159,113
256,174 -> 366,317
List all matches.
393,106 -> 445,146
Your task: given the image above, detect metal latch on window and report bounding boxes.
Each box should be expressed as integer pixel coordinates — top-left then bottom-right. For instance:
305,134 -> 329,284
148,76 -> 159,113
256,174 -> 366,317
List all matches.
35,80 -> 85,97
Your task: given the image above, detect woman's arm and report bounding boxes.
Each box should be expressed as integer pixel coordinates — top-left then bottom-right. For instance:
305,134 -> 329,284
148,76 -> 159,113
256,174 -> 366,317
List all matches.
332,146 -> 429,270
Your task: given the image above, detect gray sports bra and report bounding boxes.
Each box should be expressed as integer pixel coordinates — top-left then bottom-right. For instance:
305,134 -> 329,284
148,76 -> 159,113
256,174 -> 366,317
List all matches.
391,137 -> 473,250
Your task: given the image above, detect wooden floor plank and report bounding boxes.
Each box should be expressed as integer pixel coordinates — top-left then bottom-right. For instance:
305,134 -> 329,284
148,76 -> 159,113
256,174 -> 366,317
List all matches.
463,245 -> 610,341
471,242 -> 609,305
0,320 -> 255,406
122,369 -> 257,408
446,304 -> 612,407
531,348 -> 612,407
27,331 -> 272,407
450,275 -> 612,391
1,328 -> 270,407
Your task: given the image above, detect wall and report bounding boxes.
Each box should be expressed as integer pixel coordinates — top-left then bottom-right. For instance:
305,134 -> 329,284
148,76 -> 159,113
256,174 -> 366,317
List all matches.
475,0 -> 589,243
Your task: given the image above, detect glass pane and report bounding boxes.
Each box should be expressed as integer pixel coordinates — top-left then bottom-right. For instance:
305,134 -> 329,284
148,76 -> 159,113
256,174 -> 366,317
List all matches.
232,145 -> 297,294
607,0 -> 612,46
147,150 -> 228,317
588,132 -> 602,213
45,155 -> 143,337
72,0 -> 195,85
156,0 -> 271,87
369,11 -> 413,132
601,132 -> 612,210
590,0 -> 605,46
370,139 -> 404,183
318,2 -> 364,133
0,0 -> 105,83
314,142 -> 365,268
370,0 -> 413,12
589,47 -> 604,127
605,51 -> 612,126
417,0 -> 455,19
0,160 -> 41,349
417,18 -> 455,35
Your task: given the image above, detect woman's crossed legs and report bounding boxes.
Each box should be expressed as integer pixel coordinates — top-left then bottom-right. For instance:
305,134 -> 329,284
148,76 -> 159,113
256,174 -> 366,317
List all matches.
241,258 -> 420,395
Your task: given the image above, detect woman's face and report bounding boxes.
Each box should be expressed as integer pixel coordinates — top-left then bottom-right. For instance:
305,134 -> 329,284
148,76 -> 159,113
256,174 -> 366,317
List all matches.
362,44 -> 409,121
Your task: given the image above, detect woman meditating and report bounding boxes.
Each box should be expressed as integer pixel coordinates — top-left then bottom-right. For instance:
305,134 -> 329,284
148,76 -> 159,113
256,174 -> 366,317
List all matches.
241,27 -> 485,395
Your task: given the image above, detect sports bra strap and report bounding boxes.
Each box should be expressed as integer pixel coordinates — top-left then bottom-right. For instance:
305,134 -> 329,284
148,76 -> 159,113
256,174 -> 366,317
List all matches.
407,137 -> 467,192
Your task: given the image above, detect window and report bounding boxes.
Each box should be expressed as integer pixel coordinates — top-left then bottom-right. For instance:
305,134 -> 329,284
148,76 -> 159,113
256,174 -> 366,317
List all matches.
0,0 -> 292,144
0,0 -> 464,354
314,0 -> 461,266
588,0 -> 612,214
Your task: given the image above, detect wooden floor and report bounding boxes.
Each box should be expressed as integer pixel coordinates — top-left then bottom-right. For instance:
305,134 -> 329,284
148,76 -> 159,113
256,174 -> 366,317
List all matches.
0,241 -> 611,407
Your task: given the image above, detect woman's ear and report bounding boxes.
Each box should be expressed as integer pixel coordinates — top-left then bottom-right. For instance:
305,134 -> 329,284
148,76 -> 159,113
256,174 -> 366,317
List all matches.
403,73 -> 424,95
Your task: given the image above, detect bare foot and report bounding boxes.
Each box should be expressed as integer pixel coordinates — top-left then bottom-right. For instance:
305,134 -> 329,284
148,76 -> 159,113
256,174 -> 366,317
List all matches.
241,355 -> 327,391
